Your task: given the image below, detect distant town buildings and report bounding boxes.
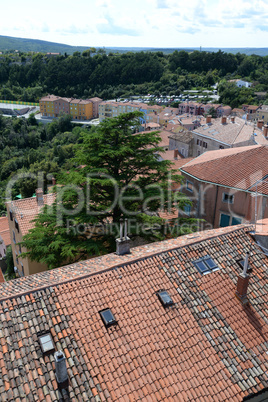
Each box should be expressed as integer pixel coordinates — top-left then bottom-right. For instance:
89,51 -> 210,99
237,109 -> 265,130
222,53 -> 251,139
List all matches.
98,101 -> 163,122
39,95 -> 102,120
228,79 -> 253,88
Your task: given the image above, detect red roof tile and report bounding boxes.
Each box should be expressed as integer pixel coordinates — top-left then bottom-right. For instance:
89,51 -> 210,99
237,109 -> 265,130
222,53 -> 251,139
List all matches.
181,145 -> 268,194
0,224 -> 268,400
6,193 -> 56,236
0,217 -> 11,246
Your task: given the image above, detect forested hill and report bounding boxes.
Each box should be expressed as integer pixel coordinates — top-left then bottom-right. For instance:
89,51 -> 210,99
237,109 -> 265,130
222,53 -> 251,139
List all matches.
1,48 -> 268,107
1,35 -> 268,56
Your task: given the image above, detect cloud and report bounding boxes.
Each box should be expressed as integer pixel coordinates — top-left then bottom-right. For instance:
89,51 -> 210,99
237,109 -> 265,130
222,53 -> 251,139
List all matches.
257,24 -> 268,32
58,25 -> 91,35
96,15 -> 140,36
156,0 -> 169,8
176,25 -> 200,34
42,24 -> 50,33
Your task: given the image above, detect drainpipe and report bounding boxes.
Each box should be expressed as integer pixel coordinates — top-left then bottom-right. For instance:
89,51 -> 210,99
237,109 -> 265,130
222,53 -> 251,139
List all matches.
213,185 -> 219,228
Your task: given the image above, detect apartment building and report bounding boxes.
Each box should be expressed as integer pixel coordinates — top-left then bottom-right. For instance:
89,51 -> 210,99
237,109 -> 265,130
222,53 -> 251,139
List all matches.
256,104 -> 268,125
180,145 -> 268,228
39,95 -> 102,120
191,115 -> 268,158
98,101 -> 163,122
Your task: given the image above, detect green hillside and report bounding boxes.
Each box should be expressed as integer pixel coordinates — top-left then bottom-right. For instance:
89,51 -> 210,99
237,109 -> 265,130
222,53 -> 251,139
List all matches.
1,35 -> 268,56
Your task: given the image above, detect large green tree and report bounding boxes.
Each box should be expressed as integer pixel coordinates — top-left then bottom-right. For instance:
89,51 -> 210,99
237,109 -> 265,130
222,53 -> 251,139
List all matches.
22,112 -> 197,268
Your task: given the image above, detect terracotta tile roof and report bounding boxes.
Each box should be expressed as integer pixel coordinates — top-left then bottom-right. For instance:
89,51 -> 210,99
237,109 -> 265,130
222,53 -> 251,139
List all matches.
0,217 -> 11,246
0,224 -> 268,400
181,145 -> 268,194
193,116 -> 268,146
6,194 -> 56,236
0,268 -> 4,283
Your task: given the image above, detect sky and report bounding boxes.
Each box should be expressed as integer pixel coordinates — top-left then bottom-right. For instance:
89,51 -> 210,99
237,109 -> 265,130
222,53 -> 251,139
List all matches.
2,0 -> 268,49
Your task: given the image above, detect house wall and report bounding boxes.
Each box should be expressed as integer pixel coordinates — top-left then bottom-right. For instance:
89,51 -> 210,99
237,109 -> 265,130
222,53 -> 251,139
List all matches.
179,173 -> 268,229
6,204 -> 48,277
169,137 -> 194,157
191,133 -> 230,157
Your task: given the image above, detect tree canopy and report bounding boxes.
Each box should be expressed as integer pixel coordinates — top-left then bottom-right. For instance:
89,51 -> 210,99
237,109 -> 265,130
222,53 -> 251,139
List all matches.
1,49 -> 268,104
22,112 -> 197,268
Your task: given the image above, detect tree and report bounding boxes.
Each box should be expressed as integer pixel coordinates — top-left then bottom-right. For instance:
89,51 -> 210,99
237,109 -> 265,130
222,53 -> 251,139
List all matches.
22,112 -> 198,268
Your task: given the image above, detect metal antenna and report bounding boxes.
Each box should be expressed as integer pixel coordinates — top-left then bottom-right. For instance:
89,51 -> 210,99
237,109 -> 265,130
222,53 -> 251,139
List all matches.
243,252 -> 249,276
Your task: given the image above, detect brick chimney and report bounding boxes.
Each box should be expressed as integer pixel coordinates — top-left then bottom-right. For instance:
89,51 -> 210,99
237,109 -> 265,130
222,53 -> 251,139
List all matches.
174,149 -> 179,160
263,125 -> 268,137
231,116 -> 235,123
206,115 -> 212,124
235,252 -> 250,305
52,177 -> 56,185
35,188 -> 44,206
257,120 -> 264,129
221,116 -> 227,124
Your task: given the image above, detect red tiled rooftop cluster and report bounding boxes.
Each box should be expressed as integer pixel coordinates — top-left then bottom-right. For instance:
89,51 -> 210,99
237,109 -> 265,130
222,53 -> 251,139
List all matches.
0,225 -> 268,400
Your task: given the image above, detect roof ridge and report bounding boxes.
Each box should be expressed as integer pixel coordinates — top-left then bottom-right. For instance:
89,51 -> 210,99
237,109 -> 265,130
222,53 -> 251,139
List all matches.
0,224 -> 253,302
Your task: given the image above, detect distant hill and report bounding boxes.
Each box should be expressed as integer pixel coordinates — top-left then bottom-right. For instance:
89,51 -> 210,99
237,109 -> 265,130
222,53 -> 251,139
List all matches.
1,35 -> 268,56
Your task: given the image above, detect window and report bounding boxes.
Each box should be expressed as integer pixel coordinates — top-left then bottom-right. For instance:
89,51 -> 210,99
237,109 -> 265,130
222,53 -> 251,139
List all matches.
222,193 -> 234,204
39,333 -> 55,355
203,142 -> 208,148
219,145 -> 224,149
186,181 -> 193,192
12,230 -> 16,244
20,262 -> 24,276
193,256 -> 219,275
157,290 -> 174,307
99,309 -> 117,328
184,204 -> 191,216
197,139 -> 200,145
220,213 -> 230,227
15,219 -> 19,233
10,209 -> 13,221
231,216 -> 242,226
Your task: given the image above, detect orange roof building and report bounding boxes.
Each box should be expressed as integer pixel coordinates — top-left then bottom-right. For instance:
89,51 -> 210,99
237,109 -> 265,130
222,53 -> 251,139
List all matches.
0,225 -> 268,400
180,145 -> 268,228
6,192 -> 56,277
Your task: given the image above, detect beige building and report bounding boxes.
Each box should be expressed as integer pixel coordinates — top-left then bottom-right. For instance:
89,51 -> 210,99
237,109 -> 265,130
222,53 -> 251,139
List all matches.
39,95 -> 102,119
191,115 -> 268,158
98,101 -> 163,122
256,105 -> 268,125
6,190 -> 55,277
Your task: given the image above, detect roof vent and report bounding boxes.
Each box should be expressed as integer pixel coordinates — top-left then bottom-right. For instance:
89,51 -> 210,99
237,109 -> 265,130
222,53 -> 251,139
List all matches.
235,252 -> 250,305
55,351 -> 69,389
116,218 -> 131,255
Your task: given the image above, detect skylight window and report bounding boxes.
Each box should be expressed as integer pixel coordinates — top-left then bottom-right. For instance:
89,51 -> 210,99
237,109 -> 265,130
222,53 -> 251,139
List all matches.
193,256 -> 219,275
100,309 -> 117,328
39,333 -> 55,354
157,290 -> 174,307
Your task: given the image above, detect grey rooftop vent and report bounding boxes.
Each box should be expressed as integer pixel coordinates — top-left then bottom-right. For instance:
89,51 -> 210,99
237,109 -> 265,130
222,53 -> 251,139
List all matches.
55,350 -> 69,389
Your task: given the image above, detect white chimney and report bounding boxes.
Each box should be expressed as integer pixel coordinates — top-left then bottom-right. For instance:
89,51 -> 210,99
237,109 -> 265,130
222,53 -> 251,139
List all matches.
35,188 -> 44,206
116,218 -> 131,255
235,252 -> 250,305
